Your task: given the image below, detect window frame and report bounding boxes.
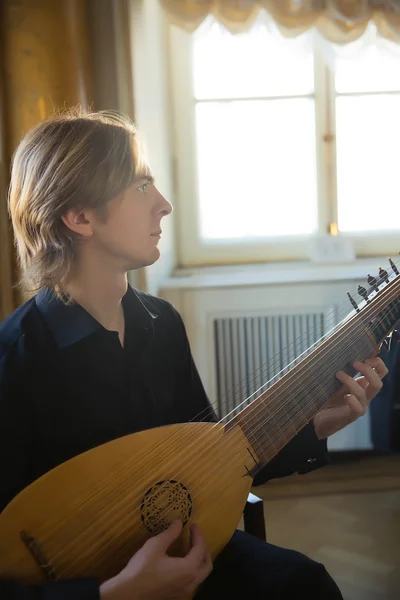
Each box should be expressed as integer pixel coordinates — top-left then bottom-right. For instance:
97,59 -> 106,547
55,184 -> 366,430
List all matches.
168,22 -> 400,268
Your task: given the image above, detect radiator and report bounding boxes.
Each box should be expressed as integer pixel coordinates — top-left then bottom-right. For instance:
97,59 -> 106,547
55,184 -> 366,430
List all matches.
213,310 -> 336,420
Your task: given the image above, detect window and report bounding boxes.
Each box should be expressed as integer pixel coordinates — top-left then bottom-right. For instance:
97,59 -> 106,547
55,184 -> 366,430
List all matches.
169,16 -> 400,266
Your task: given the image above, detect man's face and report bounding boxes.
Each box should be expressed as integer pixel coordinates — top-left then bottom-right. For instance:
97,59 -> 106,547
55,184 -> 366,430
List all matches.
89,177 -> 173,270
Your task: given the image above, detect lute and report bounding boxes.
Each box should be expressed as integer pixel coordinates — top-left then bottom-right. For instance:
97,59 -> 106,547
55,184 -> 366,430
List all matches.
1,262 -> 400,593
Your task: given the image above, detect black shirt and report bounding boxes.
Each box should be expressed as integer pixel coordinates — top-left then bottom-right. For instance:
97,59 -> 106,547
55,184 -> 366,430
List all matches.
0,286 -> 328,599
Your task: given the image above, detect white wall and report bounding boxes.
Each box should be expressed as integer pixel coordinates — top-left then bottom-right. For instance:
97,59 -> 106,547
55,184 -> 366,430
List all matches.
130,0 -> 176,296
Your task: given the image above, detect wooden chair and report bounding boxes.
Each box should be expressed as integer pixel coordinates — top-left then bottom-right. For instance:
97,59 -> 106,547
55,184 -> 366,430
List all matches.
243,492 -> 266,541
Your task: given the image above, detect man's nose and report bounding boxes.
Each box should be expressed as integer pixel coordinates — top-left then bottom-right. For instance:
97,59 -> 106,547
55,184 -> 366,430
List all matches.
158,192 -> 173,216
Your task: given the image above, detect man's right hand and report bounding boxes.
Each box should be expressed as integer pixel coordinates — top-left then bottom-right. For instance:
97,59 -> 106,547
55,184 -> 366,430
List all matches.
99,520 -> 213,600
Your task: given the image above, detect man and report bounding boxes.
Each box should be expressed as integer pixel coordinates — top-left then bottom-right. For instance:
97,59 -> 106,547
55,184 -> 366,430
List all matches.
0,109 -> 387,600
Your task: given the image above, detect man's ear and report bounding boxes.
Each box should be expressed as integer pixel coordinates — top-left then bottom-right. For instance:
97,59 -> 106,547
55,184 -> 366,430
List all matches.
61,206 -> 94,238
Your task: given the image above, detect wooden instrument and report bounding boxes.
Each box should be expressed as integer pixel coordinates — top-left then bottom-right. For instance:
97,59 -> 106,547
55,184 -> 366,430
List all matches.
1,263 -> 399,593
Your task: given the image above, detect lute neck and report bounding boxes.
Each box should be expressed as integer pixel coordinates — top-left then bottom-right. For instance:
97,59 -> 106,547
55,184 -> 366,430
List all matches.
230,277 -> 400,467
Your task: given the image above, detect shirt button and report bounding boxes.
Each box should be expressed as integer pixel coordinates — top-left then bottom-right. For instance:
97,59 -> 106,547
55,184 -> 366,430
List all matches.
307,457 -> 317,464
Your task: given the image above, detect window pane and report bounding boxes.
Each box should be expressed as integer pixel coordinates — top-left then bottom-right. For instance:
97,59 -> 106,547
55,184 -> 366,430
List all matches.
336,95 -> 400,232
335,36 -> 400,93
195,99 -> 318,240
192,17 -> 314,100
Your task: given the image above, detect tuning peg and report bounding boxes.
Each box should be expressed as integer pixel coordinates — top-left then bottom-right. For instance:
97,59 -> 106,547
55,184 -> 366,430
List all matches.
358,285 -> 369,303
347,292 -> 360,313
367,274 -> 379,293
389,258 -> 399,276
379,267 -> 389,283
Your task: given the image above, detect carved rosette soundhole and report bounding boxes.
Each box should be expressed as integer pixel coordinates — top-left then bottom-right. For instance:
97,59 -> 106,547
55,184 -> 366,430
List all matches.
140,480 -> 193,535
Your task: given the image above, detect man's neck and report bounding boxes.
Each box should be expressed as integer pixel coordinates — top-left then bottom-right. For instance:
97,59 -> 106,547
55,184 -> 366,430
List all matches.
64,266 -> 128,343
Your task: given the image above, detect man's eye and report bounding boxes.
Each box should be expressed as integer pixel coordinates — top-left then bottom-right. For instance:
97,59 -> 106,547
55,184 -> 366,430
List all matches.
138,183 -> 148,194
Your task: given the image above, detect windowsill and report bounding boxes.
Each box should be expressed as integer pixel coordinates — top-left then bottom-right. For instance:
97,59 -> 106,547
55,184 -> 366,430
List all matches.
161,257 -> 389,290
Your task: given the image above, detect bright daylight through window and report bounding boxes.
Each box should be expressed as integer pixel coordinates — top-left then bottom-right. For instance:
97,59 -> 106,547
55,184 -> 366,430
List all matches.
169,14 -> 400,264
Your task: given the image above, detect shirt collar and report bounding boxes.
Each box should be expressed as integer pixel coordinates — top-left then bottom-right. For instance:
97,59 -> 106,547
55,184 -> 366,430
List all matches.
35,285 -> 158,349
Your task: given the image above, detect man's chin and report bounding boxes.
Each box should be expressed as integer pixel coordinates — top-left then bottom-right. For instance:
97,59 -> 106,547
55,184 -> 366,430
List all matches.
126,249 -> 160,271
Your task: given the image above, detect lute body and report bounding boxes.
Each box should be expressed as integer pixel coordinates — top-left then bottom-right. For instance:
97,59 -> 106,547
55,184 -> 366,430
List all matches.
0,422 -> 255,587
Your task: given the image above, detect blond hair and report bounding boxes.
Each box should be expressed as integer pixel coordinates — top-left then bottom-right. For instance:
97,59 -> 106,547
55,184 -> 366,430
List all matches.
8,108 -> 149,293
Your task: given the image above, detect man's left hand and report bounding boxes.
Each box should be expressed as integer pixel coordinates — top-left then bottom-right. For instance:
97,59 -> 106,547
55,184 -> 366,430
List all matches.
313,357 -> 388,440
